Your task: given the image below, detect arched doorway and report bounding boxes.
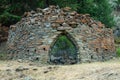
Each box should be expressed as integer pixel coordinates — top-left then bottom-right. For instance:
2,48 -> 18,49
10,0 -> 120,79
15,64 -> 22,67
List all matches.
49,32 -> 79,64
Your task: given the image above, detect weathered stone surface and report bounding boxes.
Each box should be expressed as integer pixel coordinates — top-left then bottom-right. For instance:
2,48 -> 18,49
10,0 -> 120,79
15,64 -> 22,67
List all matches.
114,26 -> 120,37
57,26 -> 71,31
15,66 -> 29,72
7,6 -> 116,64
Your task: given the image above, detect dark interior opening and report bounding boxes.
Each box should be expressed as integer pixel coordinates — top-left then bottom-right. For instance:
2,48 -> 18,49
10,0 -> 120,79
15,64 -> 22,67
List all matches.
49,33 -> 78,64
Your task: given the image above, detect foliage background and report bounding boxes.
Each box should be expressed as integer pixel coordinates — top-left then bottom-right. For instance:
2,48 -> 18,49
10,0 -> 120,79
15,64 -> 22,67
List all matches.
50,35 -> 77,57
0,0 -> 119,27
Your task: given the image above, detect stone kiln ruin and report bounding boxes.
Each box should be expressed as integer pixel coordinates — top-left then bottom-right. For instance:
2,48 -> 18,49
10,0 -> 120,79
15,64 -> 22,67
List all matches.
7,6 -> 116,64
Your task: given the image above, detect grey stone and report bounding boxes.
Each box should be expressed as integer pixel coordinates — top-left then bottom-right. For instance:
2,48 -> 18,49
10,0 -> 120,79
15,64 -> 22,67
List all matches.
17,59 -> 23,63
31,10 -> 35,14
114,28 -> 120,37
57,26 -> 72,31
30,19 -> 35,23
15,66 -> 29,72
50,16 -> 58,21
62,22 -> 70,27
44,22 -> 51,27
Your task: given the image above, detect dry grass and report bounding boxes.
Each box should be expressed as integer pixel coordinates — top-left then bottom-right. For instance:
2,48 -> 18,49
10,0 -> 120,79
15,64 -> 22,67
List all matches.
0,59 -> 120,80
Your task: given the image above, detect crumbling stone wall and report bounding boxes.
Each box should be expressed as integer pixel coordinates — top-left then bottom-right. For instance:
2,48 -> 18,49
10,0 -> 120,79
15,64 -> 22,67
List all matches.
7,6 -> 116,64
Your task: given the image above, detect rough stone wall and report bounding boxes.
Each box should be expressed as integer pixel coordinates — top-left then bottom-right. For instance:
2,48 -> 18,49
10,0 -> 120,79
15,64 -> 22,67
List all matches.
7,6 -> 116,63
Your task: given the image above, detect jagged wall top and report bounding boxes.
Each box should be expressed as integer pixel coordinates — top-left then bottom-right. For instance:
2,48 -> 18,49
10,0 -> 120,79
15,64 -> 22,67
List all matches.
12,5 -> 105,30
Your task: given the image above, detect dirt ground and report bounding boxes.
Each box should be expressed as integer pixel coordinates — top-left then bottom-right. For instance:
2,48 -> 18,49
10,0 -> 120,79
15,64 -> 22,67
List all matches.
0,59 -> 120,80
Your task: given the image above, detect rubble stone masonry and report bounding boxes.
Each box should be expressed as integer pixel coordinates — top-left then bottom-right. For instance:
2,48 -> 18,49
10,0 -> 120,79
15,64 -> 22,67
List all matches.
7,6 -> 116,64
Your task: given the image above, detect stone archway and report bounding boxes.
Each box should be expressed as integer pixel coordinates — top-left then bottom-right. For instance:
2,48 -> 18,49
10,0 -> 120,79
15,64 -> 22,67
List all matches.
49,31 -> 79,64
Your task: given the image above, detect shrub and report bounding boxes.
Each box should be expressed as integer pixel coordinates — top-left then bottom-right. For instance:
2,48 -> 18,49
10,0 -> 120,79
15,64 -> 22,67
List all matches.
115,37 -> 120,44
0,11 -> 21,26
78,0 -> 115,28
50,35 -> 77,57
116,47 -> 120,57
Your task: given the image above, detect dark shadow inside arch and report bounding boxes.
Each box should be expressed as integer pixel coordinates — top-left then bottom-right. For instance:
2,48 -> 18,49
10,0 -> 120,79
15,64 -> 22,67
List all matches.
49,31 -> 79,64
